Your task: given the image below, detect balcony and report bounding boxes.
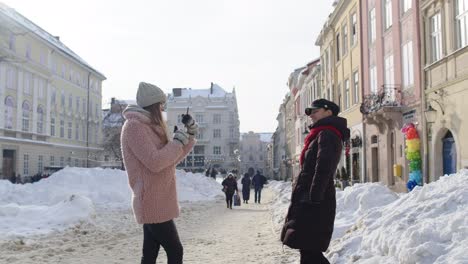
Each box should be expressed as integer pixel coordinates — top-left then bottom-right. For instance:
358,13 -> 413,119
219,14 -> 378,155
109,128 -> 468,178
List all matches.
360,86 -> 403,130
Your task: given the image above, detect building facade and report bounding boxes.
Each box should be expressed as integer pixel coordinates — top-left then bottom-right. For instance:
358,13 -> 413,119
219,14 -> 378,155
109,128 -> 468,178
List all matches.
239,132 -> 272,177
421,0 -> 468,181
0,4 -> 105,181
316,0 -> 365,183
361,0 -> 422,191
166,83 -> 240,173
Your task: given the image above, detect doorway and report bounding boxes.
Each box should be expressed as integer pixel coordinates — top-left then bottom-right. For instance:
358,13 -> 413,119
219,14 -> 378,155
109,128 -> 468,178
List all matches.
2,149 -> 16,180
442,131 -> 457,175
371,147 -> 379,182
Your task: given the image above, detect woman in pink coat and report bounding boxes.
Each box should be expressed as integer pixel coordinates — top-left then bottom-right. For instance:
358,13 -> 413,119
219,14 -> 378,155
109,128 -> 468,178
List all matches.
121,82 -> 198,264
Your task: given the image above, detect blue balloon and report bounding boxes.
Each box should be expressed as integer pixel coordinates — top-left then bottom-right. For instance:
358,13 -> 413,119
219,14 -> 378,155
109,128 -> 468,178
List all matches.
407,180 -> 418,191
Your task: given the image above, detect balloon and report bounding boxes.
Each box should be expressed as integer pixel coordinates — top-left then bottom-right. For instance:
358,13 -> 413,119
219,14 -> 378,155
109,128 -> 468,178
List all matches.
407,180 -> 418,191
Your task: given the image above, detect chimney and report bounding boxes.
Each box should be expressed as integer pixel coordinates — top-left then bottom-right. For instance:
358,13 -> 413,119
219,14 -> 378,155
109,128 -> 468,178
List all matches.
111,97 -> 115,105
210,82 -> 213,94
172,88 -> 182,97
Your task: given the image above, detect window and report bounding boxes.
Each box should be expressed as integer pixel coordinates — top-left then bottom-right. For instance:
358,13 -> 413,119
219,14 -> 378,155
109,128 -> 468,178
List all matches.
50,156 -> 55,166
37,106 -> 44,134
82,122 -> 86,141
50,117 -> 56,136
24,72 -> 32,95
40,52 -> 46,65
23,154 -> 29,175
249,155 -> 254,161
51,88 -> 56,104
342,24 -> 348,55
455,0 -> 468,48
4,96 -> 15,129
60,157 -> 65,167
75,159 -> 80,167
344,79 -> 350,109
61,91 -> 65,107
22,101 -> 30,132
75,123 -> 80,140
38,79 -> 45,99
370,66 -> 377,93
402,41 -> 414,87
6,67 -> 16,90
230,127 -> 235,138
195,113 -> 204,123
336,33 -> 341,62
385,0 -> 393,29
213,128 -> 221,138
430,13 -> 443,62
82,98 -> 86,113
68,122 -> 72,139
95,103 -> 99,117
60,116 -> 65,138
385,55 -> 395,86
370,8 -> 376,43
68,95 -> 73,111
196,128 -> 203,140
213,146 -> 221,155
25,43 -> 31,59
38,155 -> 44,173
353,71 -> 359,104
76,97 -> 80,113
385,55 -> 395,100
351,13 -> 358,46
213,114 -> 221,124
402,0 -> 411,13
9,33 -> 15,51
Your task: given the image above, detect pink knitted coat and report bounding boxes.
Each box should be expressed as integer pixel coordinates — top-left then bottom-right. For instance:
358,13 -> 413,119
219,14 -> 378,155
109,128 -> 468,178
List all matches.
121,111 -> 195,224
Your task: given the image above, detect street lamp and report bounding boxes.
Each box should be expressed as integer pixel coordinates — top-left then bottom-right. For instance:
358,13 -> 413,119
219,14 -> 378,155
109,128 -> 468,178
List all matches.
424,105 -> 437,124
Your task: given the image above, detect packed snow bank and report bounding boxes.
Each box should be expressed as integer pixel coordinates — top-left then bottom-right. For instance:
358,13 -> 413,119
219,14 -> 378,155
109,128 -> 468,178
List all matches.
328,171 -> 468,264
0,167 -> 223,239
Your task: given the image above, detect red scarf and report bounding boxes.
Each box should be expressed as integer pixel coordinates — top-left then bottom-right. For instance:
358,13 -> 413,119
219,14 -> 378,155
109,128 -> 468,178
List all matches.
299,126 -> 343,166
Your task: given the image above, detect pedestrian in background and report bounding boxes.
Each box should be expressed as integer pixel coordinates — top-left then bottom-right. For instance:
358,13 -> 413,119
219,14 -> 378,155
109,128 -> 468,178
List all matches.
252,170 -> 267,203
281,99 -> 350,264
222,173 -> 238,209
241,173 -> 251,203
121,82 -> 198,264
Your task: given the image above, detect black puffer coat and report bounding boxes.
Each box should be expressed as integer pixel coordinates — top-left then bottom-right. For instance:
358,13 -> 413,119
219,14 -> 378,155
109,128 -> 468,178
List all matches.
281,115 -> 350,251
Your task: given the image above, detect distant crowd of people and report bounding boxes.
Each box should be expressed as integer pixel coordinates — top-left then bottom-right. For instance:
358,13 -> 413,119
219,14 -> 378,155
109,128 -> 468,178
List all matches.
6,172 -> 50,184
220,167 -> 267,208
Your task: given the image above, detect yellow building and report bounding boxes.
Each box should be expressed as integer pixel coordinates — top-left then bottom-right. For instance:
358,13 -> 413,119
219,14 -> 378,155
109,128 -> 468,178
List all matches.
315,0 -> 364,182
421,0 -> 468,180
0,4 -> 105,182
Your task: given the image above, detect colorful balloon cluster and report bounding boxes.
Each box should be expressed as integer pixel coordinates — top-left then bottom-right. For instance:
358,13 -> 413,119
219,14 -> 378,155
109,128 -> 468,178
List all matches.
401,123 -> 423,191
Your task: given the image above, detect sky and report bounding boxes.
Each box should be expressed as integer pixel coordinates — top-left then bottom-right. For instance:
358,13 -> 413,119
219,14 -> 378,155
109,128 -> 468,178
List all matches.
2,0 -> 334,132
1,166 -> 466,263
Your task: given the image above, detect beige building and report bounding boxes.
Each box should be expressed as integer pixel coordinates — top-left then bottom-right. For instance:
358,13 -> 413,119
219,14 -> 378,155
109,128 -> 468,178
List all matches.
239,132 -> 272,177
166,83 -> 240,173
421,0 -> 468,181
316,0 -> 364,183
0,4 -> 105,181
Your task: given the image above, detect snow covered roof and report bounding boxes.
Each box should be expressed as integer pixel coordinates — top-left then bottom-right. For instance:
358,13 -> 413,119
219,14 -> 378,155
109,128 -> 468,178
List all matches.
103,112 -> 124,128
168,83 -> 233,99
0,3 -> 105,79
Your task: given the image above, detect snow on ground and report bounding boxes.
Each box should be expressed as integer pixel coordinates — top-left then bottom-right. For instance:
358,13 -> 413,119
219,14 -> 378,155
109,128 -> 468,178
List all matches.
0,167 -> 223,240
269,170 -> 468,264
1,167 -> 467,263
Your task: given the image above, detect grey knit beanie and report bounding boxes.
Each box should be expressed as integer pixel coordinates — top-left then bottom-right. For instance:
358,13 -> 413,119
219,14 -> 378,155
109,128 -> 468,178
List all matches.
136,82 -> 167,107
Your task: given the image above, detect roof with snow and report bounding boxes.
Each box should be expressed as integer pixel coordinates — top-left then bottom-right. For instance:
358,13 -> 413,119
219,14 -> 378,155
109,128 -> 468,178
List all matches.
168,83 -> 234,99
0,3 -> 105,79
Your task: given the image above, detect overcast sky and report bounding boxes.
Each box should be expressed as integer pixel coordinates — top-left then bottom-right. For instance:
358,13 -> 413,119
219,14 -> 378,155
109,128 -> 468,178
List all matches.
4,0 -> 333,132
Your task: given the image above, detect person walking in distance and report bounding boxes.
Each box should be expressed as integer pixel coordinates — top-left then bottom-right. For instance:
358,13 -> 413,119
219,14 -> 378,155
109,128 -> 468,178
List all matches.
221,173 -> 238,209
281,99 -> 350,264
252,170 -> 267,203
121,82 -> 198,264
241,173 -> 251,203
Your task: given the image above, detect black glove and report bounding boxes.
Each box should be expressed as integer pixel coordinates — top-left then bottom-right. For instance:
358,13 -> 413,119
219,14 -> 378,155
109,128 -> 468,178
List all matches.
181,114 -> 194,126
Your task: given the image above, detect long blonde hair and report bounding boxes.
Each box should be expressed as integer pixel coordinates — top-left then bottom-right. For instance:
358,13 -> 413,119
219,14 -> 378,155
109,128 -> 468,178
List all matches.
143,102 -> 169,144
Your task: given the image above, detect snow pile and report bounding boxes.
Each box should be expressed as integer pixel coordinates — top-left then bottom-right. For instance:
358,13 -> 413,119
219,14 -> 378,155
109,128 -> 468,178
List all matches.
0,167 -> 222,239
328,171 -> 468,264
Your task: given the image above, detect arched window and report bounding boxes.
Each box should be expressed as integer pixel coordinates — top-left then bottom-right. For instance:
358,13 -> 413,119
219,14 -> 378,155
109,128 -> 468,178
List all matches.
37,105 -> 44,134
4,96 -> 15,129
22,101 -> 31,132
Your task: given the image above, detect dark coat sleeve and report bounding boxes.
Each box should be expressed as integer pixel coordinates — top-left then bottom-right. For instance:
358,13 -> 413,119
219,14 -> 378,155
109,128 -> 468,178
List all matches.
309,130 -> 342,202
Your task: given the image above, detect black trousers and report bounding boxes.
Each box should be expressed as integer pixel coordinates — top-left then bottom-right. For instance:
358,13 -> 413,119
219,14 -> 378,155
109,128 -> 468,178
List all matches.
254,187 -> 262,203
225,191 -> 234,208
300,250 -> 330,264
141,220 -> 183,264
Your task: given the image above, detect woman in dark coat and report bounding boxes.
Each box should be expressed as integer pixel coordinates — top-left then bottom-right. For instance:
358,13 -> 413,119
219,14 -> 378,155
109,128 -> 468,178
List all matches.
241,173 -> 251,203
221,173 -> 238,209
281,99 -> 350,264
